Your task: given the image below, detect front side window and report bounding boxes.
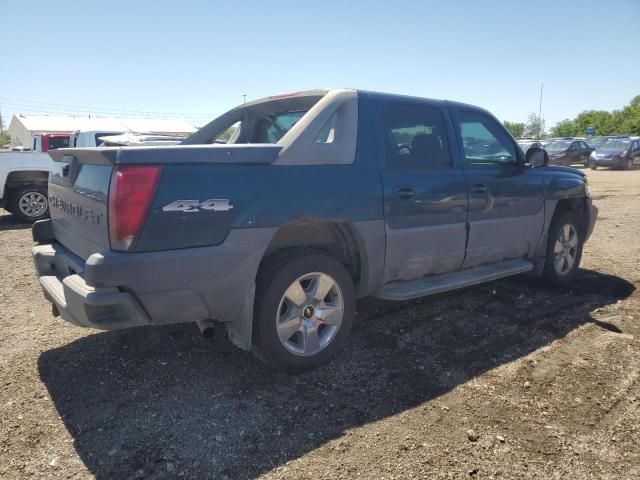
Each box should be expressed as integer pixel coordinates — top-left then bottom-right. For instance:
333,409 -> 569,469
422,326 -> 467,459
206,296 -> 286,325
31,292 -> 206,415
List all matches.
383,103 -> 452,170
457,111 -> 517,166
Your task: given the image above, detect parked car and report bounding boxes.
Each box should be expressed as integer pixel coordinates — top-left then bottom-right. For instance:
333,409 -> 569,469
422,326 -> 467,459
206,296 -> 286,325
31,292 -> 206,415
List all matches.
517,138 -> 543,152
545,139 -> 593,166
542,137 -> 584,148
32,89 -> 597,372
588,138 -> 640,170
586,135 -> 629,149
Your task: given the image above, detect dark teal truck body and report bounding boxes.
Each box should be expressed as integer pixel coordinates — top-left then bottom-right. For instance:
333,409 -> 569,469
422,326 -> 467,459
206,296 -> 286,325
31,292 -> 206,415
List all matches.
32,89 -> 597,358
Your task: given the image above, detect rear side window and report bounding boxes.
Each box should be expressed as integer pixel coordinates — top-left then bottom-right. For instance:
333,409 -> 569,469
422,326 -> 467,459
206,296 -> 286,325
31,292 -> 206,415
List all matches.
383,103 -> 452,170
457,111 -> 517,166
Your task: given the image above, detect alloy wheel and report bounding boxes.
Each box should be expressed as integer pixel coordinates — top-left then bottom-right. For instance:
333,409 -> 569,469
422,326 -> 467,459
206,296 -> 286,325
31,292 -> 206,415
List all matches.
18,192 -> 48,218
553,224 -> 578,275
276,272 -> 344,356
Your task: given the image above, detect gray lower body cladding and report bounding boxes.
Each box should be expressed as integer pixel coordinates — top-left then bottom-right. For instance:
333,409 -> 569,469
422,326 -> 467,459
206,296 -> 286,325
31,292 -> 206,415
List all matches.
32,227 -> 277,350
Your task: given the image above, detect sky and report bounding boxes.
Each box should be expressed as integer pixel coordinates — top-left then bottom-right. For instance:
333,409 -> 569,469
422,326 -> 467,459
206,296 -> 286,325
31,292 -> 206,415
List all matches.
1,0 -> 638,130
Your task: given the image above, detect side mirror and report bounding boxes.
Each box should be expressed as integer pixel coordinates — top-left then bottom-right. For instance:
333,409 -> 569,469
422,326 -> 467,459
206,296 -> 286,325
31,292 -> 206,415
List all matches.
526,146 -> 548,168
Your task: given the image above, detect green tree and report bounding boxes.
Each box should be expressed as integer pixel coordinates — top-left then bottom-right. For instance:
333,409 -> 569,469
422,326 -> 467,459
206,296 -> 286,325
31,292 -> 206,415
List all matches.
549,95 -> 640,137
551,119 -> 579,137
0,110 -> 9,146
524,113 -> 545,139
503,121 -> 525,138
618,95 -> 640,135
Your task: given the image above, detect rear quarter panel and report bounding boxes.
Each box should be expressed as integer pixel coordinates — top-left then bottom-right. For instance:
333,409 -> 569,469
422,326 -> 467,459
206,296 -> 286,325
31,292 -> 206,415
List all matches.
136,163 -> 383,251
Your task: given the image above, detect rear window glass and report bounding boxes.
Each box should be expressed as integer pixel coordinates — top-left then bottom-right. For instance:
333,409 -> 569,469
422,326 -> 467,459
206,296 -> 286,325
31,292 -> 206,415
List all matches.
49,137 -> 69,149
254,111 -> 306,143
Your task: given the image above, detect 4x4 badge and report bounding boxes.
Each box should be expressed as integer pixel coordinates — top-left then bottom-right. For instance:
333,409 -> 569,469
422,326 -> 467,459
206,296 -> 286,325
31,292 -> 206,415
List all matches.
162,199 -> 234,212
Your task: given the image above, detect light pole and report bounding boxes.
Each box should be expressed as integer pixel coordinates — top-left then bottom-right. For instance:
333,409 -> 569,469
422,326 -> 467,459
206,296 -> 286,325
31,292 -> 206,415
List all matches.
242,94 -> 247,104
538,84 -> 544,139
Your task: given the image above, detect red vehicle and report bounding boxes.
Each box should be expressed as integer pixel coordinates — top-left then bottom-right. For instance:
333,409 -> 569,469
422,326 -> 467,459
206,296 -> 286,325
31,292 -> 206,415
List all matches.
32,133 -> 70,152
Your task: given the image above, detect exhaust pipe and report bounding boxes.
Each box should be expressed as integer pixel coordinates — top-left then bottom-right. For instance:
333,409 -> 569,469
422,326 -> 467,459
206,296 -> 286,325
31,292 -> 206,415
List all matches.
196,319 -> 216,338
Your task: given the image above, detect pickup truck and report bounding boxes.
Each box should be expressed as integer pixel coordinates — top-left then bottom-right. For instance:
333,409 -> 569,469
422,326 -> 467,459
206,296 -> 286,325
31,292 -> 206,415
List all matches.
1,151 -> 53,222
0,134 -> 70,222
31,89 -> 598,372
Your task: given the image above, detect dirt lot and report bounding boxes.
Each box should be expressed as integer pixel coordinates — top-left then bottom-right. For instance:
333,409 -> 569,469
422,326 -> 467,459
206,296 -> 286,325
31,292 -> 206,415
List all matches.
1,168 -> 639,479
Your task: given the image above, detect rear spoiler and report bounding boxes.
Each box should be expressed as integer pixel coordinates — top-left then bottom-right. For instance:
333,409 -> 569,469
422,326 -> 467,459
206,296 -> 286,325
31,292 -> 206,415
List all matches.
49,144 -> 283,165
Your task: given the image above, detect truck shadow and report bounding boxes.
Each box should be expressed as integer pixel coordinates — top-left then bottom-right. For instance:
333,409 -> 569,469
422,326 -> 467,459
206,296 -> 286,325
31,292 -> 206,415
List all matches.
0,211 -> 32,231
38,269 -> 634,479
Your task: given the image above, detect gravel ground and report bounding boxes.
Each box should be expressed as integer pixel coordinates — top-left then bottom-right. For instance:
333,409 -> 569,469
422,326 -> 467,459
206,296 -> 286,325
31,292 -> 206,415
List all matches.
0,168 -> 639,479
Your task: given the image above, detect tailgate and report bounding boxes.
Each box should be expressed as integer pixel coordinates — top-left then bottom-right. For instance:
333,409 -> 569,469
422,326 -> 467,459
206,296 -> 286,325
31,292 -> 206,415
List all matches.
48,149 -> 116,260
47,144 -> 282,259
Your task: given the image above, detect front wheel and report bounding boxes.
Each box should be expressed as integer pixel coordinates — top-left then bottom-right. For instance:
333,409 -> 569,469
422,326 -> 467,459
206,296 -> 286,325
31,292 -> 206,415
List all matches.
542,212 -> 583,286
253,249 -> 355,372
9,185 -> 49,222
624,158 -> 633,170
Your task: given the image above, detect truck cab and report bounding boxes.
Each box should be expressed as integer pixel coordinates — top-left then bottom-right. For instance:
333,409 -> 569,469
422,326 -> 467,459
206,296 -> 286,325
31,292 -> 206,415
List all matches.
69,130 -> 125,148
32,133 -> 71,153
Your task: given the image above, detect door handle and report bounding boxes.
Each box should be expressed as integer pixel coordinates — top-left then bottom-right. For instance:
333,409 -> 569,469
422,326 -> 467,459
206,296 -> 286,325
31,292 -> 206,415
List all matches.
393,187 -> 415,200
472,183 -> 488,195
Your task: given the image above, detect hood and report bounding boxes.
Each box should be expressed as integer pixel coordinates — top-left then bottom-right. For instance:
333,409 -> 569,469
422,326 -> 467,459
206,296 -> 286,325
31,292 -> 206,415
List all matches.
595,148 -> 623,157
547,149 -> 568,157
545,165 -> 586,177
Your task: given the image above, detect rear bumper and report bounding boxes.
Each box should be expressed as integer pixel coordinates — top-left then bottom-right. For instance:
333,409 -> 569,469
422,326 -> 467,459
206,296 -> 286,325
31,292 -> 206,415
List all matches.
32,223 -> 277,350
33,244 -> 150,329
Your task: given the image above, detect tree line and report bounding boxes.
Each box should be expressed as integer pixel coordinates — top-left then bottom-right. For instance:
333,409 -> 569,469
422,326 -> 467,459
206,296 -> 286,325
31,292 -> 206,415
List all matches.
503,95 -> 640,139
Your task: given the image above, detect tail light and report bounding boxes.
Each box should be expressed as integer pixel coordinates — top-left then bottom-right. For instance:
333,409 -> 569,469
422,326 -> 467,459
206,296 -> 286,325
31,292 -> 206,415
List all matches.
108,165 -> 162,251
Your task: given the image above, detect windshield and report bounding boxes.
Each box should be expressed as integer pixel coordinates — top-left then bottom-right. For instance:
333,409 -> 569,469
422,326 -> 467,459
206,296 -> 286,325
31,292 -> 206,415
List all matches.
545,141 -> 572,152
601,140 -> 630,151
586,137 -> 609,147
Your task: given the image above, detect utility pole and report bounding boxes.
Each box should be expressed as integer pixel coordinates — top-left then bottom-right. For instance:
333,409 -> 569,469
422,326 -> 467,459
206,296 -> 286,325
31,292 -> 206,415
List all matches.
538,83 -> 544,139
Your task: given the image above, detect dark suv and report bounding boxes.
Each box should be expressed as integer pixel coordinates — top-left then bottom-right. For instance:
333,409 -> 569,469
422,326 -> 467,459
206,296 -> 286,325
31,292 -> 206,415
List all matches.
546,139 -> 593,166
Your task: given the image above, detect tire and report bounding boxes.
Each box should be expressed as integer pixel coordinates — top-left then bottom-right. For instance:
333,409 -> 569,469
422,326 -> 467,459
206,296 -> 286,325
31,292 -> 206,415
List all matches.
589,163 -> 597,170
252,248 -> 355,372
9,185 -> 49,222
542,212 -> 583,286
624,159 -> 633,170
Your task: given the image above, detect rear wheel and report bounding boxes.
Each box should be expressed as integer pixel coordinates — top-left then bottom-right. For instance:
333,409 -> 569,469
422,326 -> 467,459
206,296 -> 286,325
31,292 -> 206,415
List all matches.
589,162 -> 597,170
9,185 -> 49,222
542,212 -> 583,286
253,249 -> 355,372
